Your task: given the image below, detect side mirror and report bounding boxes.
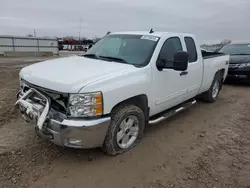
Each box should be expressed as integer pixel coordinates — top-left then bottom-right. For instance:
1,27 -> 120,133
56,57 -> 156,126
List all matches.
173,51 -> 189,71
156,51 -> 189,71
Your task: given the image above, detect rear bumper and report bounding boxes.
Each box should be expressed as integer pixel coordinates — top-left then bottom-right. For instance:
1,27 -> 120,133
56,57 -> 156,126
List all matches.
16,89 -> 110,149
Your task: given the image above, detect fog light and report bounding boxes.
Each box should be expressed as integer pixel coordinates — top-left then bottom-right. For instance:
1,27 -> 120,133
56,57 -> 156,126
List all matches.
65,138 -> 83,147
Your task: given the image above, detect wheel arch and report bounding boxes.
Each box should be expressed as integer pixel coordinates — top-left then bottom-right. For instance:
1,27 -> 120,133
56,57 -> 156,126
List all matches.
110,94 -> 149,126
215,68 -> 225,89
216,68 -> 225,78
111,94 -> 148,114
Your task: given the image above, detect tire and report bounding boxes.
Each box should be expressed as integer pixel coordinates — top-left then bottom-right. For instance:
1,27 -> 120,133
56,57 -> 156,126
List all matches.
102,104 -> 145,156
201,73 -> 222,103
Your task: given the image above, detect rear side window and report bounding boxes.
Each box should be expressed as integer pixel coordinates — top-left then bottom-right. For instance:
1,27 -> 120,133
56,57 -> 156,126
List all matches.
184,37 -> 198,63
158,37 -> 183,62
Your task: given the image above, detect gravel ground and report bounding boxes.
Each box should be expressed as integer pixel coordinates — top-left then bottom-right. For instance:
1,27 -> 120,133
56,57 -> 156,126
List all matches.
0,57 -> 250,188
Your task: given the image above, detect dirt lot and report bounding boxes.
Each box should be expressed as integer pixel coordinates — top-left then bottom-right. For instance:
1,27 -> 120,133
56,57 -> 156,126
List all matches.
0,57 -> 250,188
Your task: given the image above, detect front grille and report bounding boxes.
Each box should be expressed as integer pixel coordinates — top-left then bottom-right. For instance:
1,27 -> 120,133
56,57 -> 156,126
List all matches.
20,79 -> 68,114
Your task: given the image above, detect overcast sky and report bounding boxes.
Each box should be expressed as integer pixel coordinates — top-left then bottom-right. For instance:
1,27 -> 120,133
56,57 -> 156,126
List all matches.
1,0 -> 249,42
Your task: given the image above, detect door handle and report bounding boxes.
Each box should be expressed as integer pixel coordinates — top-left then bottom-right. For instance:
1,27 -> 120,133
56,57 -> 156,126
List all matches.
180,71 -> 188,76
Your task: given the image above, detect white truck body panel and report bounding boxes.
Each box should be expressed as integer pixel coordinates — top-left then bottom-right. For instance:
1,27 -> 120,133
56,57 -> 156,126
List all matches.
20,56 -> 137,93
149,33 -> 202,115
200,55 -> 229,93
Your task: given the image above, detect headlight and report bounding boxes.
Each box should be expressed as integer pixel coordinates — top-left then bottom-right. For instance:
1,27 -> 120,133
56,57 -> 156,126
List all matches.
238,63 -> 250,68
68,92 -> 103,117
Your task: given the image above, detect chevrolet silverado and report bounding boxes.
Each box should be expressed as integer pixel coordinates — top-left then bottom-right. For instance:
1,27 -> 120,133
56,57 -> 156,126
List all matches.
16,31 -> 229,155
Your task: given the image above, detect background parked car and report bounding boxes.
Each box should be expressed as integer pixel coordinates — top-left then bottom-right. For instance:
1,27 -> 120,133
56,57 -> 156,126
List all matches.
219,43 -> 250,78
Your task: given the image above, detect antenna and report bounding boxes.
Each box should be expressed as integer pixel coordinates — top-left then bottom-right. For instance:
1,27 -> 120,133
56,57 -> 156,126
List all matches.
149,28 -> 154,34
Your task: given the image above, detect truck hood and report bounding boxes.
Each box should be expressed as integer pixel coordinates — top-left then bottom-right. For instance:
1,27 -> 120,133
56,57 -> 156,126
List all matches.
20,56 -> 136,93
229,55 -> 250,64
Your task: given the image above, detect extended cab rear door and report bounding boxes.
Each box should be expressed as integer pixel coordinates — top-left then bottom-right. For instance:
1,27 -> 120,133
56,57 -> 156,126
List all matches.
182,35 -> 203,99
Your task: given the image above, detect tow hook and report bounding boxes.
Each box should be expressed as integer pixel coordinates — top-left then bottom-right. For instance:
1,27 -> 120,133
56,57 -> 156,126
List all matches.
35,126 -> 54,140
16,90 -> 21,99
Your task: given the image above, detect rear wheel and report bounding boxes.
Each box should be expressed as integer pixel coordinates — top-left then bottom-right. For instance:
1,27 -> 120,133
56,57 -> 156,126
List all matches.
102,104 -> 145,156
201,73 -> 222,103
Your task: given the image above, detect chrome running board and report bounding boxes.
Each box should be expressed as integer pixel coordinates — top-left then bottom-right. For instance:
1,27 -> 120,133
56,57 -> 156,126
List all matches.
149,99 -> 196,125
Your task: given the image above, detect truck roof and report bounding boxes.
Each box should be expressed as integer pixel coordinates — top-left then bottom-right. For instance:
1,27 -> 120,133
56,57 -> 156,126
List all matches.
111,31 -> 194,38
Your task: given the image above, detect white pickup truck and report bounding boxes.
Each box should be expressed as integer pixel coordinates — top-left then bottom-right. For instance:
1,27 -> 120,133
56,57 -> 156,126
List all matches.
16,31 -> 229,155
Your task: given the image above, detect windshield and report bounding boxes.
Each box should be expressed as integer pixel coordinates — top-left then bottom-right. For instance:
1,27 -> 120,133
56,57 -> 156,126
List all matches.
219,44 -> 250,55
84,34 -> 159,66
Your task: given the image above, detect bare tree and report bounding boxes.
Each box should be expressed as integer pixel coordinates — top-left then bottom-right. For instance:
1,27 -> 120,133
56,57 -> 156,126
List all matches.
220,39 -> 231,45
216,39 -> 232,52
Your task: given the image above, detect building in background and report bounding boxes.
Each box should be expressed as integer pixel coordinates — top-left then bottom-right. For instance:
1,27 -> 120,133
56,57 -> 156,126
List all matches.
0,35 -> 58,56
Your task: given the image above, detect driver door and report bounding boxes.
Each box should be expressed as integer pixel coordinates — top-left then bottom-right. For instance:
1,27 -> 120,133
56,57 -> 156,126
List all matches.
152,36 -> 189,114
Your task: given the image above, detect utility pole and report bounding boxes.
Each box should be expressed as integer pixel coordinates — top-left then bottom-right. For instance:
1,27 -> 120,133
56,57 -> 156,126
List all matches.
79,17 -> 82,41
34,29 -> 36,38
78,17 -> 82,54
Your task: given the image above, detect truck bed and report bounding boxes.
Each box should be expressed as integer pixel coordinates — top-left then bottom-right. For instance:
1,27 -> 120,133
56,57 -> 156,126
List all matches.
201,50 -> 226,59
199,51 -> 229,94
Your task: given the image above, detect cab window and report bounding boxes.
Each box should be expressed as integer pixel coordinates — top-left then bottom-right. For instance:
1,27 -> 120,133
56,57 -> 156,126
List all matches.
184,37 -> 198,63
158,37 -> 183,65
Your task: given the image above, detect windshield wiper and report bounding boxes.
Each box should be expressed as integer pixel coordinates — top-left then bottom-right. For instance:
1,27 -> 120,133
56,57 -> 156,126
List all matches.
99,56 -> 129,64
83,54 -> 100,59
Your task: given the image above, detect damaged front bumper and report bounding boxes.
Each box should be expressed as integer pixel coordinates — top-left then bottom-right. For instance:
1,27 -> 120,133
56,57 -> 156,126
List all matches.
15,89 -> 110,149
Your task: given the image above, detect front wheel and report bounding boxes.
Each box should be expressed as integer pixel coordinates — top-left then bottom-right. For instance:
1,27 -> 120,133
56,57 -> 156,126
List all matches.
102,104 -> 145,156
